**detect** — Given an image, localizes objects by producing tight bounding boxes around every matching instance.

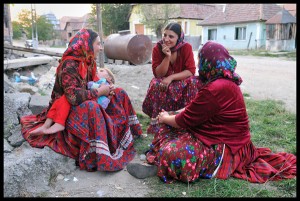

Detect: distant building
[41,12,60,30]
[60,14,95,43]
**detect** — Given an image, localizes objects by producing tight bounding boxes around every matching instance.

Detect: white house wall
[202,22,267,50]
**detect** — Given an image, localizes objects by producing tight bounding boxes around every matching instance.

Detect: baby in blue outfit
[87,67,115,109]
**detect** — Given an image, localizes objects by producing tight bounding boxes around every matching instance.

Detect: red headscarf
[57,28,97,80]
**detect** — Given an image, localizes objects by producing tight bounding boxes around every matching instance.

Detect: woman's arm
[60,60,110,105]
[153,44,171,78]
[158,109,181,128]
[161,69,193,88]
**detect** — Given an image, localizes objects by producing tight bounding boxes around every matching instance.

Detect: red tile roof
[169,4,220,20]
[198,4,282,26]
[60,14,94,30]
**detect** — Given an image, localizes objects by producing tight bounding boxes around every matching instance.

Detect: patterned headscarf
[198,41,242,85]
[57,28,97,80]
[158,23,186,52]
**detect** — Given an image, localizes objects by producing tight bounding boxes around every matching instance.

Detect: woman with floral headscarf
[20,28,143,172]
[142,22,202,135]
[127,41,296,184]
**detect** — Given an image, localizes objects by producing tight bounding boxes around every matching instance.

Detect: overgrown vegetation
[89,4,131,36]
[134,95,296,197]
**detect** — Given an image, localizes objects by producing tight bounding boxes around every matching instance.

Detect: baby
[29,67,115,136]
[87,67,115,109]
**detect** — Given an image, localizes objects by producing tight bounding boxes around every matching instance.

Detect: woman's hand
[162,44,171,58]
[108,84,115,96]
[157,109,169,124]
[159,76,173,92]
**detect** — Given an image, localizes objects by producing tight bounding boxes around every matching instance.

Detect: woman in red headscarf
[142,23,203,135]
[127,41,296,184]
[20,28,143,172]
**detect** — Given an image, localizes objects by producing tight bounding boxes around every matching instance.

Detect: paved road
[233,55,296,114]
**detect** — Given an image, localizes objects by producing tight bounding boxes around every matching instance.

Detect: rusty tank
[104,30,152,65]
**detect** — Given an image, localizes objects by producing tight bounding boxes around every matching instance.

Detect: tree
[14,8,55,41]
[12,21,23,39]
[36,16,55,41]
[89,4,131,36]
[138,4,180,39]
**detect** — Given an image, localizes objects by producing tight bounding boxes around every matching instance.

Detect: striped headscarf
[198,41,242,85]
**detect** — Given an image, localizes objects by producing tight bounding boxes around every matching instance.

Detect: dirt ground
[109,54,296,115]
[10,42,296,197]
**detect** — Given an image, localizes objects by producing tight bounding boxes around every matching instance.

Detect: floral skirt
[146,124,224,184]
[21,88,143,172]
[142,76,202,134]
[146,125,296,183]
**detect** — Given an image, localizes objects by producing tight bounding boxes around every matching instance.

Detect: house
[129,4,220,50]
[265,8,296,51]
[197,4,283,50]
[60,14,95,43]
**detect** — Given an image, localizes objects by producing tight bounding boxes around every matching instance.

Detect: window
[208,29,217,40]
[235,27,246,40]
[266,25,275,39]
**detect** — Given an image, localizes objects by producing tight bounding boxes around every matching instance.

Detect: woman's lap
[21,87,142,172]
[142,76,202,134]
[146,125,224,183]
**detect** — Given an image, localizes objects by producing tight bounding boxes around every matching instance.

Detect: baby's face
[97,69,110,80]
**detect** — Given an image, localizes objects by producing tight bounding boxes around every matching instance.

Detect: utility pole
[96,4,104,68]
[31,4,38,48]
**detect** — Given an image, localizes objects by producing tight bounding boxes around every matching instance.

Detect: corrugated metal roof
[283,4,296,16]
[266,9,296,24]
[198,4,282,26]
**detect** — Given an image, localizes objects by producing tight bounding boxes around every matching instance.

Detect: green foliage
[135,96,296,197]
[14,8,55,41]
[89,4,131,36]
[12,21,23,39]
[138,4,180,39]
[36,16,55,41]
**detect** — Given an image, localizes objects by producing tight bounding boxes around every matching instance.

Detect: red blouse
[175,78,251,154]
[151,43,196,77]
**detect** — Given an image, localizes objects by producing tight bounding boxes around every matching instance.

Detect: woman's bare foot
[44,123,65,134]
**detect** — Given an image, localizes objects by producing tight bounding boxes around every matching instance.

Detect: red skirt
[216,141,296,183]
[146,124,296,183]
[21,88,143,172]
[142,76,202,134]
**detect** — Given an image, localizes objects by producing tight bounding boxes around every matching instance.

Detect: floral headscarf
[158,23,186,52]
[198,41,242,85]
[57,28,97,80]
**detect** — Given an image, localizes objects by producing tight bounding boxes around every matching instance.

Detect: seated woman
[29,67,116,136]
[142,22,202,134]
[21,28,143,172]
[127,41,296,184]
